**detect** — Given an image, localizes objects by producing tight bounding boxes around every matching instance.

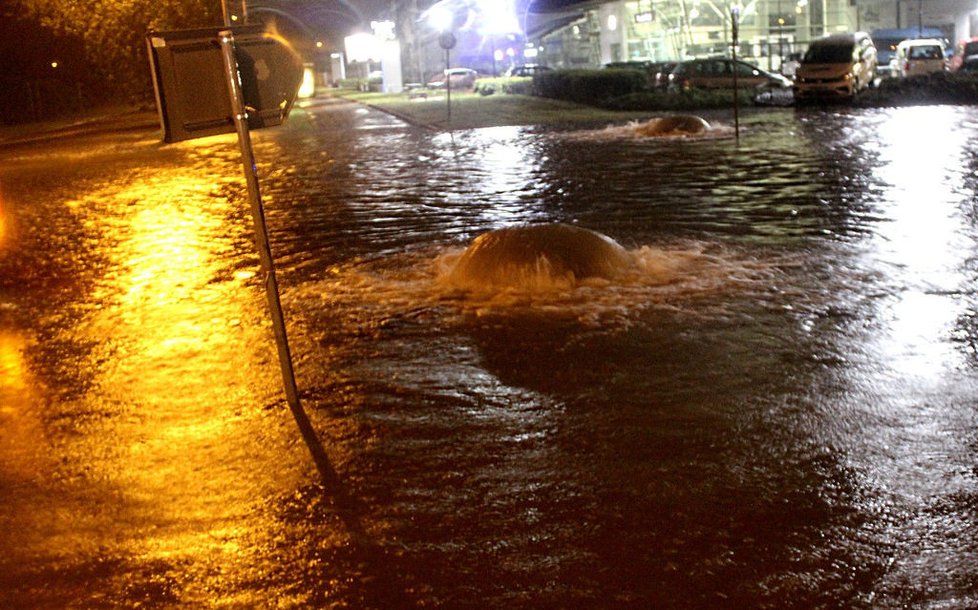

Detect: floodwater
[1,99,977,608]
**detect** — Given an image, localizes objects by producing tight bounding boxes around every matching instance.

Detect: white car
[892,38,948,77]
[426,68,478,90]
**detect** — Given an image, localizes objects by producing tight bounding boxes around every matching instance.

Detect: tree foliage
[16,0,224,100]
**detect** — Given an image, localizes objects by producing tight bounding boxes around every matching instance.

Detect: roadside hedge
[474,77,536,96]
[856,71,978,106]
[534,69,648,105]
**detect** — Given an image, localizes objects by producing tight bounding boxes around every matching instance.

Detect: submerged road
[1,98,978,608]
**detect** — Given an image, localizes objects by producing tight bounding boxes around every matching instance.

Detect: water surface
[1,100,977,608]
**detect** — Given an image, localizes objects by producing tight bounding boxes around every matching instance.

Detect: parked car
[667,58,791,92]
[604,61,677,89]
[793,32,877,101]
[960,57,978,73]
[892,38,948,77]
[871,27,950,77]
[950,38,978,71]
[651,62,678,89]
[504,64,552,78]
[427,68,479,90]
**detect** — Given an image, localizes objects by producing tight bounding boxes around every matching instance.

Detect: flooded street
[1,98,977,608]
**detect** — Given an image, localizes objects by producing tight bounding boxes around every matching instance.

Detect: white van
[794,32,877,101]
[893,38,948,77]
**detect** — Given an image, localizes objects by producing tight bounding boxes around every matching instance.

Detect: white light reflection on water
[870,106,974,378]
[833,106,978,603]
[431,126,548,227]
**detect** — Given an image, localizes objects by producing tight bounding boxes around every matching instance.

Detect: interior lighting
[608,14,618,30]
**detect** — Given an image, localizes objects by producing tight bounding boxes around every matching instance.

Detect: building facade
[530,0,978,73]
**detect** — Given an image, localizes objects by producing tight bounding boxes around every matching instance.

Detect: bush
[603,87,760,111]
[474,76,537,96]
[534,69,649,105]
[856,71,978,106]
[336,78,362,90]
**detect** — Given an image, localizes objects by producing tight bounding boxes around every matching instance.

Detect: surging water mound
[633,115,711,137]
[443,224,634,292]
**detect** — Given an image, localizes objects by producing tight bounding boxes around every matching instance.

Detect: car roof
[898,38,944,48]
[813,32,870,46]
[872,27,945,39]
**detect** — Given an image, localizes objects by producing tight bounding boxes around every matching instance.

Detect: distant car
[871,27,950,77]
[505,64,552,78]
[651,62,678,89]
[667,58,791,92]
[793,32,877,101]
[604,61,676,89]
[427,68,478,90]
[950,38,978,71]
[960,57,978,73]
[892,38,948,77]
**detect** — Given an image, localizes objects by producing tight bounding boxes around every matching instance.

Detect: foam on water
[566,117,735,143]
[288,238,776,328]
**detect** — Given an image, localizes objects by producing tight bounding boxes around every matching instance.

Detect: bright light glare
[428,6,454,31]
[298,66,315,98]
[477,0,520,35]
[345,32,381,62]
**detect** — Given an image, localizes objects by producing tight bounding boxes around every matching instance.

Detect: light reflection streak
[445,126,544,226]
[869,106,973,377]
[55,166,310,561]
[0,329,45,478]
[0,194,7,246]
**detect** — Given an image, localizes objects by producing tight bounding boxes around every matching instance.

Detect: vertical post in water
[438,32,457,124]
[218,30,303,415]
[445,46,452,122]
[730,6,741,143]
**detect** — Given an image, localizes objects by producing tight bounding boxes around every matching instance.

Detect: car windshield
[875,38,903,53]
[964,42,978,56]
[909,45,942,59]
[803,44,852,63]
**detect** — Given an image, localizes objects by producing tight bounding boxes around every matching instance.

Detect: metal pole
[731,7,740,144]
[221,0,232,26]
[221,0,247,26]
[218,30,304,418]
[445,47,452,122]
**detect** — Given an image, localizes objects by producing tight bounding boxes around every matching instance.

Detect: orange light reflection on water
[0,192,8,247]
[42,165,319,581]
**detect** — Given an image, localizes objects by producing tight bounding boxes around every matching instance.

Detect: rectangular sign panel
[147,26,303,143]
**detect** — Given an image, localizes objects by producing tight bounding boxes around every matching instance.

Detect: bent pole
[218,30,303,417]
